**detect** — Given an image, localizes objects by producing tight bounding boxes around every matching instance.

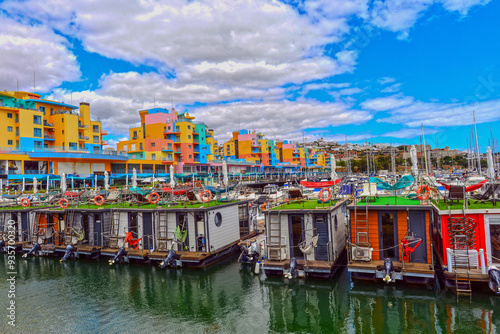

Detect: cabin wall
[187,213,196,251]
[207,205,240,251]
[439,213,484,266]
[350,208,431,263]
[331,205,347,261]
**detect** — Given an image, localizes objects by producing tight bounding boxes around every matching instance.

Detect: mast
[421,124,429,175]
[473,110,481,173]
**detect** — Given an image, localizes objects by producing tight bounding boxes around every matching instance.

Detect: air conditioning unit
[352,246,373,261]
[269,246,287,261]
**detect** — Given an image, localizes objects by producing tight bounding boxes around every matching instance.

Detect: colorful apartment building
[116,108,214,174]
[0,90,123,176]
[222,130,278,170]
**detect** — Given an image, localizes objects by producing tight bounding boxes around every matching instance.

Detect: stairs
[354,200,369,246]
[267,213,285,260]
[453,235,472,297]
[108,210,121,248]
[157,212,170,251]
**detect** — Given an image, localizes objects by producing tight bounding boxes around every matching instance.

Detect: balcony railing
[78,136,89,140]
[78,124,88,129]
[101,130,108,135]
[101,141,108,145]
[162,157,174,162]
[43,121,55,127]
[44,134,55,139]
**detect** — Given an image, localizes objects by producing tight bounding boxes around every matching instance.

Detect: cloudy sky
[1,0,499,150]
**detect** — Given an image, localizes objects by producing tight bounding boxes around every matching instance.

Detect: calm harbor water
[1,255,500,333]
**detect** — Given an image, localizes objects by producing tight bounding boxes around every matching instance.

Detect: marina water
[1,255,499,333]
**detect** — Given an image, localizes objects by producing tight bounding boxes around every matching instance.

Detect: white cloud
[381,83,402,93]
[380,127,439,138]
[378,77,397,85]
[0,15,80,92]
[441,0,491,14]
[361,94,414,111]
[192,100,373,141]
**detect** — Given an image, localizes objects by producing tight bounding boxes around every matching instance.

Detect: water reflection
[0,255,499,333]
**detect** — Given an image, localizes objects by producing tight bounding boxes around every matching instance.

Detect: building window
[69,142,78,151]
[188,135,191,139]
[7,126,13,132]
[16,127,19,136]
[189,155,192,159]
[62,130,64,135]
[168,143,172,150]
[33,115,42,124]
[8,140,12,145]
[93,125,99,132]
[151,142,156,148]
[62,118,64,123]
[188,145,191,149]
[139,143,143,150]
[93,146,100,153]
[50,108,53,114]
[34,141,42,149]
[93,136,99,144]
[133,131,137,139]
[188,125,191,129]
[152,154,156,160]
[34,128,42,137]
[39,106,45,112]
[15,114,18,123]
[7,113,12,118]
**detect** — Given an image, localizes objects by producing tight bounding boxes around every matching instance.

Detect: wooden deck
[443,268,489,282]
[262,259,335,271]
[348,260,434,274]
[100,247,150,258]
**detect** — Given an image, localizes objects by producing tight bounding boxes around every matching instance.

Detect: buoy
[254,261,260,274]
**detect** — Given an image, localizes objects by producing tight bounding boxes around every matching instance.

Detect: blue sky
[0,0,498,151]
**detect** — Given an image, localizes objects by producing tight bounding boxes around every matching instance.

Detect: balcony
[173,150,182,154]
[161,147,174,152]
[44,134,55,141]
[161,157,174,162]
[101,130,108,135]
[43,121,55,127]
[78,124,88,129]
[101,141,108,146]
[78,136,89,141]
[163,129,181,135]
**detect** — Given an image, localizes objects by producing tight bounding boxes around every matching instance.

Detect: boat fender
[383,258,394,283]
[0,239,5,252]
[160,249,178,269]
[23,243,41,258]
[60,244,76,262]
[290,257,298,278]
[109,247,127,265]
[254,261,260,274]
[488,266,500,294]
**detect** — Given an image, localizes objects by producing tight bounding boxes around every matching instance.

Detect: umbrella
[410,145,418,176]
[22,177,25,192]
[169,165,175,188]
[94,175,98,191]
[222,160,228,187]
[104,171,109,191]
[71,176,74,189]
[61,173,67,193]
[0,179,2,196]
[330,155,338,180]
[132,168,137,189]
[33,177,38,194]
[487,146,495,180]
[46,175,50,193]
[126,174,129,189]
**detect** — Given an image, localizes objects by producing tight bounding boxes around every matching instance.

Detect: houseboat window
[129,213,138,236]
[490,223,500,264]
[214,212,222,227]
[334,215,338,231]
[381,213,396,259]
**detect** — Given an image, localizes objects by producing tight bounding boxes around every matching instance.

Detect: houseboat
[431,183,500,295]
[0,209,33,252]
[261,196,349,279]
[347,183,435,285]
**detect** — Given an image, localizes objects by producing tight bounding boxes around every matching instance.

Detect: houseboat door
[21,212,29,242]
[142,213,153,251]
[82,214,90,245]
[408,211,427,263]
[93,214,102,247]
[176,213,189,251]
[314,214,328,261]
[289,215,304,259]
[378,211,399,261]
[485,216,500,266]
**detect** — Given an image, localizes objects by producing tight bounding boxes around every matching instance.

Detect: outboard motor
[383,258,394,283]
[488,266,500,294]
[22,243,41,258]
[60,244,76,262]
[160,249,178,268]
[109,247,127,265]
[0,239,5,253]
[238,242,261,265]
[288,257,298,279]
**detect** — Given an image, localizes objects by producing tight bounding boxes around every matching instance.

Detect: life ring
[195,181,202,187]
[200,190,212,203]
[318,188,332,202]
[416,184,430,200]
[59,198,69,209]
[21,197,30,207]
[148,192,160,204]
[94,195,105,206]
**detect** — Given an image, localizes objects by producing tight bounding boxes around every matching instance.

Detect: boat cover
[437,179,488,192]
[369,175,414,190]
[300,179,341,188]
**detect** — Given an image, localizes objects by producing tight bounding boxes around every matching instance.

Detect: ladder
[32,211,42,244]
[157,212,169,251]
[64,210,76,244]
[353,195,369,246]
[453,234,472,297]
[108,210,121,248]
[267,212,284,260]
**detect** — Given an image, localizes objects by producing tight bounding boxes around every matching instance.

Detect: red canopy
[300,179,341,188]
[125,232,141,249]
[437,179,488,192]
[162,187,191,195]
